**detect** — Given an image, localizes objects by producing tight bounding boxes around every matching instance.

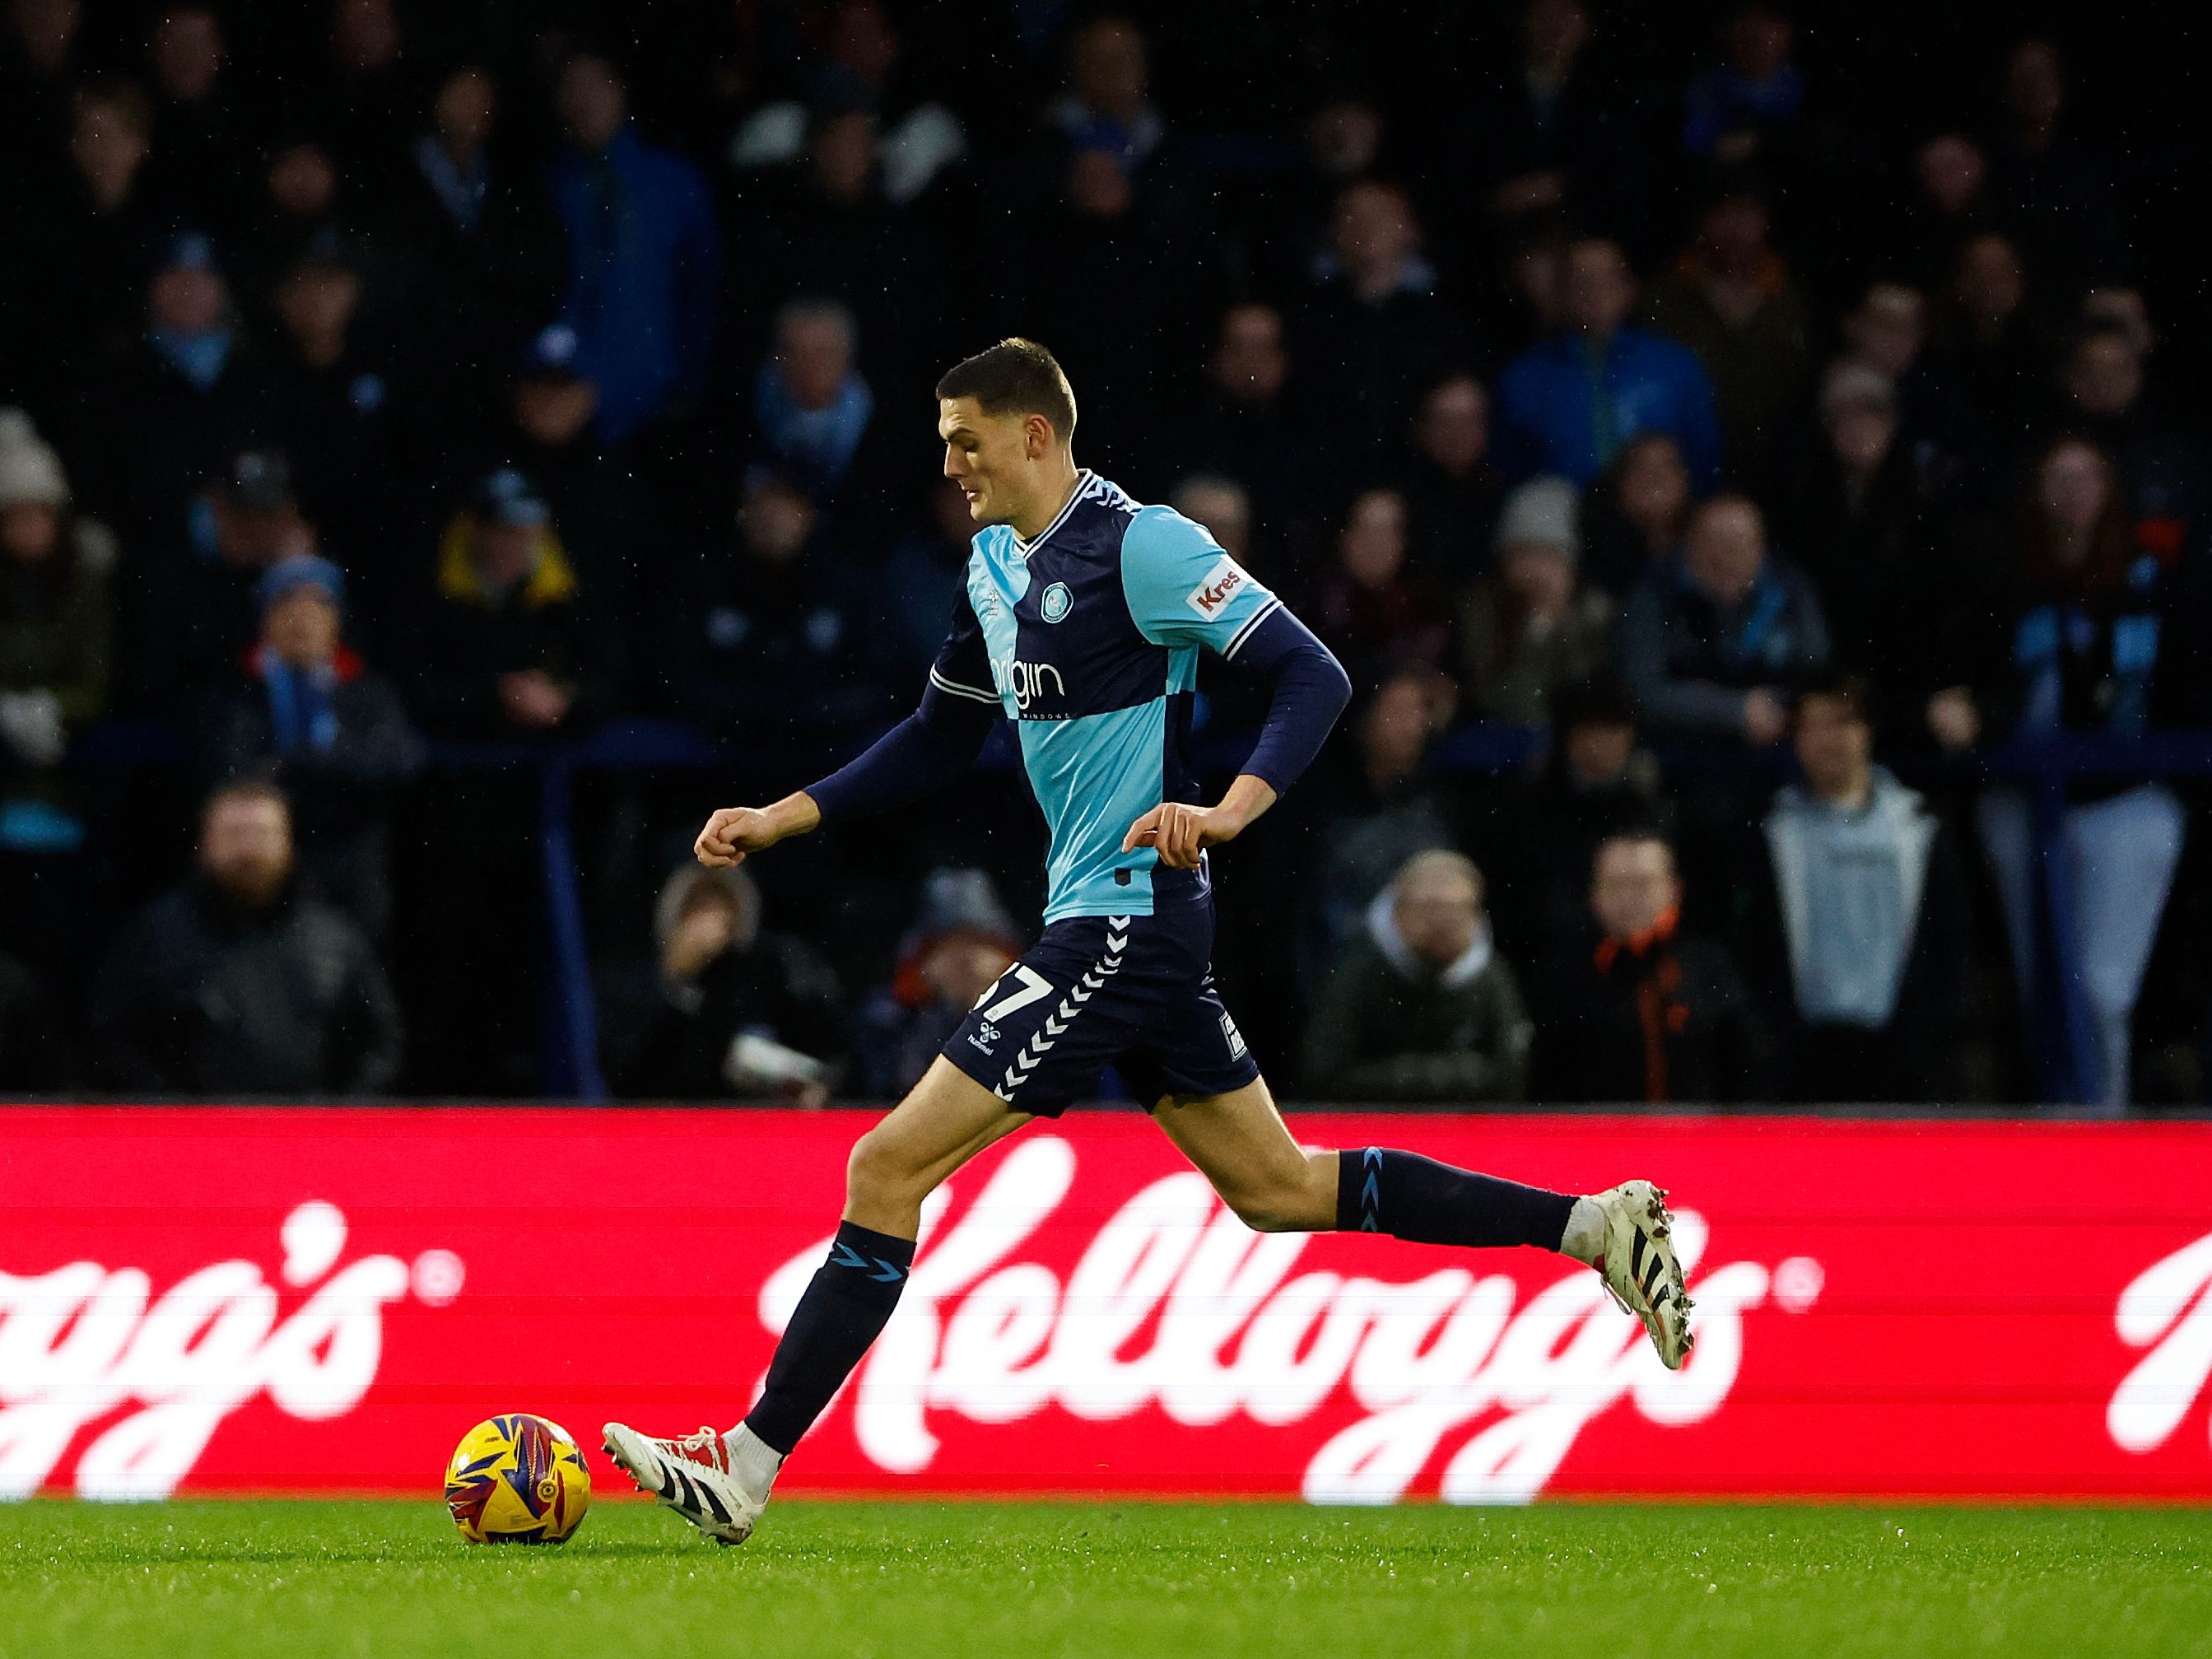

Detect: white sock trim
[1559,1195,1606,1265]
[723,1424,785,1503]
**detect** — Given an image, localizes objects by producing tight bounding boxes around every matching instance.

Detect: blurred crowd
[1,0,2207,1109]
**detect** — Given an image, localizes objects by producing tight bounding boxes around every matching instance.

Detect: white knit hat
[1494,475,1580,559]
[0,409,68,508]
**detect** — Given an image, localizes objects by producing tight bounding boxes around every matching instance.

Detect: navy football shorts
[941,890,1261,1115]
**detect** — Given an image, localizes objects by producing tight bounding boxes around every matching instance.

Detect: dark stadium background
[2,0,2208,1107]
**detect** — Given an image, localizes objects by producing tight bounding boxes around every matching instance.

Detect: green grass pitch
[2,1498,2209,1659]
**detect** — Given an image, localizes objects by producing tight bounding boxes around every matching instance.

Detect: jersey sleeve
[926,579,999,707]
[1119,504,1282,658]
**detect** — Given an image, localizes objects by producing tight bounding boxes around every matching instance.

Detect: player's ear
[1024,412,1052,459]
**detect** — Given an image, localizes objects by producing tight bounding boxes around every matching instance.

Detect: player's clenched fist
[694,793,823,869]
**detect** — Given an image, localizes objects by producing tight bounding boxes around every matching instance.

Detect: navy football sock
[1335,1148,1576,1252]
[743,1221,915,1454]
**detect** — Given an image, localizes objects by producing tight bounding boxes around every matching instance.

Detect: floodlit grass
[1,1498,2208,1659]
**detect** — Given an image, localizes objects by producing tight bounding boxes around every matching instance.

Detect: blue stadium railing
[59,718,2211,1106]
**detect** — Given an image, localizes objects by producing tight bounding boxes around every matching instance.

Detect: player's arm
[1116,506,1353,870]
[696,601,1000,869]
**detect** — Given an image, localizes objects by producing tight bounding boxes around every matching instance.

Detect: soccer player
[603,340,1692,1543]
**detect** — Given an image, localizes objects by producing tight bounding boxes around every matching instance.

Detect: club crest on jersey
[1040,581,1073,623]
[1185,554,1251,620]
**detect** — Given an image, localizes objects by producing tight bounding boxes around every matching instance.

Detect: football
[444,1414,592,1545]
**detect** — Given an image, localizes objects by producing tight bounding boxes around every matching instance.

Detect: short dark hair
[202,776,290,824]
[1793,671,1873,725]
[936,338,1078,441]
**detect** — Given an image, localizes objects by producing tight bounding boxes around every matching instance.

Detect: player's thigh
[1148,1075,1335,1231]
[848,1055,1030,1202]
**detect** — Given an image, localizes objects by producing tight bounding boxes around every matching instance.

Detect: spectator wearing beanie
[1458,475,1613,725]
[0,410,114,807]
[199,553,422,939]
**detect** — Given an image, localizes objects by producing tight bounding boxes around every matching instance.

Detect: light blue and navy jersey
[928,471,1281,923]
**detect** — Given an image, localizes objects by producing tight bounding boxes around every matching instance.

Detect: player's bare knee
[845,1128,922,1213]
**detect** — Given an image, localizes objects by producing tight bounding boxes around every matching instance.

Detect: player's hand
[695,793,824,868]
[1120,800,1241,870]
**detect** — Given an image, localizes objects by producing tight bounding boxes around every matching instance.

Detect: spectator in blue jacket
[1495,237,1723,489]
[545,52,721,450]
[1616,492,1831,748]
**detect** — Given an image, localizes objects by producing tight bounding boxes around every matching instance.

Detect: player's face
[938,396,1038,526]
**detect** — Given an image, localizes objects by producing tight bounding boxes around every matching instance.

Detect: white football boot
[601,1422,774,1546]
[1589,1180,1695,1369]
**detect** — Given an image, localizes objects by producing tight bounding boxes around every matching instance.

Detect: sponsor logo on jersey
[1040,582,1073,624]
[991,655,1066,712]
[1185,554,1251,621]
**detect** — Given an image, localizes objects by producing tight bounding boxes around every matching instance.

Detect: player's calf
[1333,1148,1694,1369]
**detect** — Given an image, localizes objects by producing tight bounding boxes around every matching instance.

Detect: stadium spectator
[1742,678,1977,1102]
[265,252,398,579]
[381,63,564,433]
[1159,303,1317,533]
[239,137,357,305]
[1304,487,1448,693]
[1488,675,1674,953]
[88,778,403,1093]
[1494,237,1722,488]
[1989,38,2121,301]
[1532,830,1771,1104]
[9,78,170,403]
[1680,2,1804,166]
[129,449,313,711]
[851,868,1021,1101]
[2057,320,2201,555]
[877,478,980,680]
[75,231,270,550]
[675,472,892,740]
[751,297,878,508]
[1643,192,1814,483]
[1305,848,1532,1105]
[1901,133,1999,288]
[1941,231,2047,450]
[1447,0,1644,243]
[1299,179,1464,459]
[1457,476,1611,725]
[140,5,249,231]
[600,860,845,1101]
[1778,363,1984,750]
[413,468,610,739]
[1837,278,1977,502]
[1396,370,1502,581]
[1974,436,2190,1109]
[545,51,721,449]
[1170,475,1254,567]
[0,410,110,794]
[1300,668,1464,986]
[1578,432,1692,596]
[199,554,422,939]
[1616,492,1830,748]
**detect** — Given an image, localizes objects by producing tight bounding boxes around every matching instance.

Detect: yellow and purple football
[445,1414,592,1544]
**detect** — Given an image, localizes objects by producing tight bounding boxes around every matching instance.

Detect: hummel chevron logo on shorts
[994,917,1129,1102]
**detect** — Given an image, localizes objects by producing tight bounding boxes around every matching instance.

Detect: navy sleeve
[1222,604,1353,795]
[804,590,1001,821]
[803,678,999,821]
